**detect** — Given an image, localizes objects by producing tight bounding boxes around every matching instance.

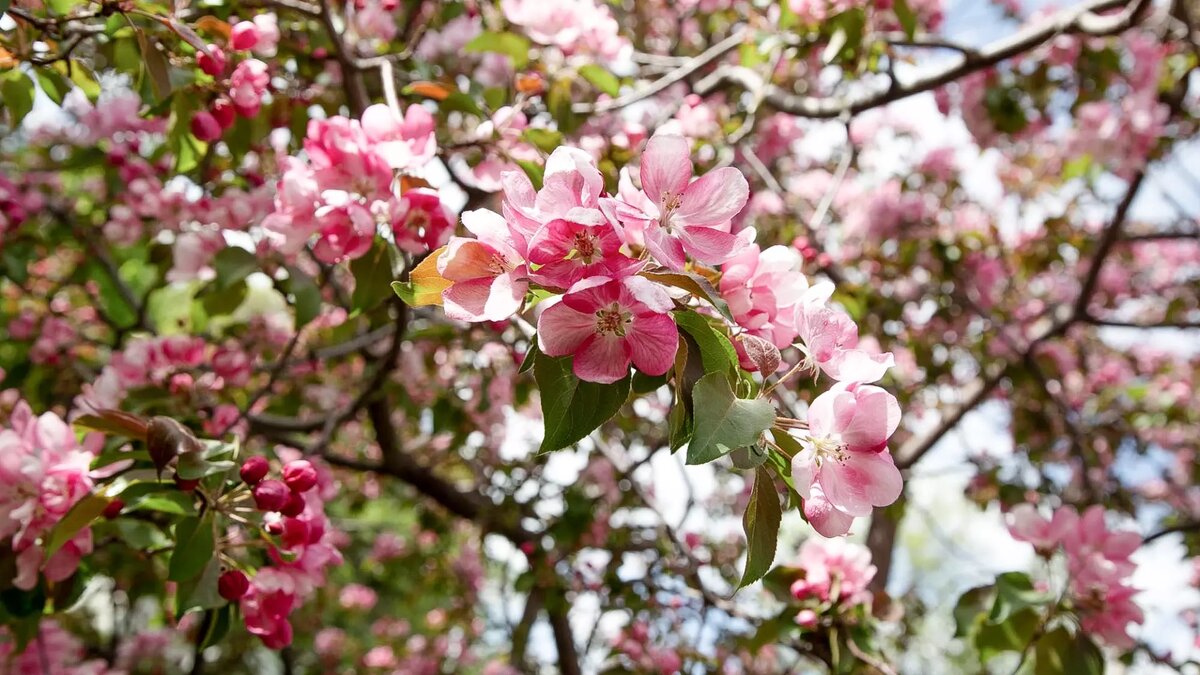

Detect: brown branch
[1144,521,1200,543]
[697,0,1153,118]
[547,600,582,675]
[1082,317,1200,329]
[1072,170,1148,321]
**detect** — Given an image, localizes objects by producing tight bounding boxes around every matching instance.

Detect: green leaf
[730,444,769,470]
[113,519,167,550]
[975,608,1039,662]
[535,354,630,453]
[168,515,214,582]
[175,452,235,480]
[1034,628,1104,675]
[464,31,531,69]
[282,267,322,328]
[643,271,734,323]
[894,0,917,39]
[686,372,775,465]
[516,159,545,190]
[953,584,995,637]
[989,572,1052,624]
[673,310,738,377]
[518,341,541,375]
[178,558,225,612]
[350,238,392,313]
[0,70,35,128]
[1062,154,1093,181]
[43,494,110,558]
[128,491,195,516]
[35,69,69,105]
[522,128,564,154]
[212,247,259,288]
[547,77,582,134]
[738,466,781,587]
[578,64,620,97]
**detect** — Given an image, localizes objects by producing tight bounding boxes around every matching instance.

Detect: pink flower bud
[103,499,125,519]
[240,456,269,485]
[253,479,290,512]
[230,21,261,51]
[795,609,818,629]
[197,44,227,76]
[218,569,250,600]
[282,459,318,493]
[190,111,223,142]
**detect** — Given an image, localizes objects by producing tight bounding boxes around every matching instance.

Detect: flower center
[595,302,632,337]
[487,253,514,276]
[572,231,599,264]
[658,191,682,231]
[803,434,849,465]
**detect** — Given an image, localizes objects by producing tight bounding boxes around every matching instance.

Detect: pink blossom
[719,244,814,351]
[500,0,630,62]
[1006,503,1078,555]
[527,210,640,288]
[0,401,97,590]
[311,201,377,264]
[360,103,437,171]
[391,188,454,254]
[241,568,299,649]
[251,14,280,56]
[608,135,751,270]
[438,209,529,322]
[793,537,877,607]
[537,276,678,384]
[792,382,902,531]
[1078,583,1143,650]
[228,59,270,117]
[339,583,379,611]
[795,301,894,383]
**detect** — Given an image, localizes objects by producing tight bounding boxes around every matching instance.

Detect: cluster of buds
[241,456,319,518]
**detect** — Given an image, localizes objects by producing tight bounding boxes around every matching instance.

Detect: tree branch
[697,0,1153,118]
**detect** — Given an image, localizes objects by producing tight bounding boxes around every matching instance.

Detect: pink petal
[627,313,678,376]
[442,278,494,322]
[483,272,527,321]
[791,446,817,499]
[360,103,399,140]
[840,386,899,452]
[460,209,514,251]
[804,486,855,537]
[826,349,895,384]
[538,302,597,356]
[574,334,631,384]
[677,167,749,226]
[562,277,620,314]
[644,226,687,271]
[678,225,749,266]
[640,135,691,205]
[622,276,674,314]
[819,450,902,517]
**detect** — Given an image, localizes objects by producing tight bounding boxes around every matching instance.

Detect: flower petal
[627,313,678,376]
[678,225,750,265]
[574,334,630,384]
[538,302,597,356]
[640,135,692,205]
[819,450,902,517]
[677,167,749,226]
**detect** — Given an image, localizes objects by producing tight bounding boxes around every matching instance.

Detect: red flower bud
[240,456,270,486]
[218,569,250,601]
[102,499,125,519]
[282,460,318,493]
[253,479,290,512]
[279,490,306,517]
[190,111,223,142]
[197,44,227,77]
[174,474,200,492]
[211,99,236,130]
[265,520,284,535]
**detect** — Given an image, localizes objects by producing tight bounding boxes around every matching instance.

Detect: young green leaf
[535,354,630,453]
[168,515,215,582]
[686,372,775,465]
[464,32,531,69]
[43,494,110,559]
[578,64,621,97]
[738,466,781,587]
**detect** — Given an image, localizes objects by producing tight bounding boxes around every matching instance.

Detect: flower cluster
[80,335,251,411]
[789,537,877,627]
[231,454,344,648]
[0,402,100,590]
[262,105,446,263]
[437,136,753,381]
[1007,504,1144,648]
